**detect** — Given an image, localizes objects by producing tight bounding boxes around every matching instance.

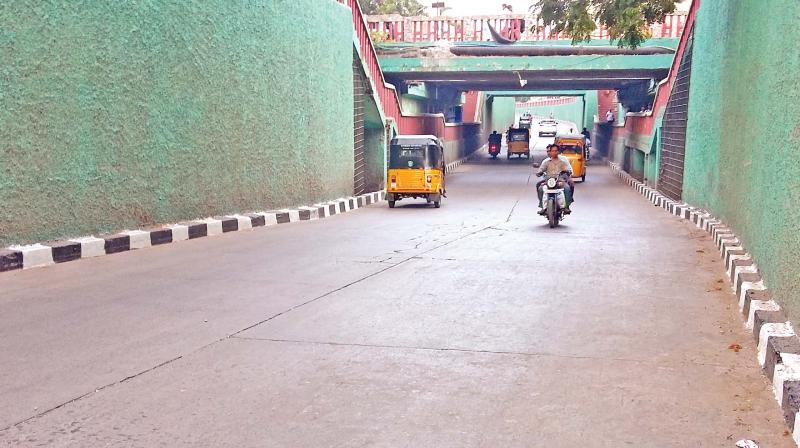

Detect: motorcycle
[538,171,571,228]
[488,142,500,159]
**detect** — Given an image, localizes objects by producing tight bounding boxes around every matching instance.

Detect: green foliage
[358,0,426,16]
[531,0,678,48]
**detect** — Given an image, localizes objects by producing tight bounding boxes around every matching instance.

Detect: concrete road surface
[0,152,792,447]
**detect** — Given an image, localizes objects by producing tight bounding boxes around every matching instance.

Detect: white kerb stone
[228,214,252,231]
[773,353,800,406]
[299,206,319,220]
[167,224,189,242]
[758,322,795,366]
[10,244,54,269]
[739,280,767,311]
[200,218,223,236]
[123,230,151,249]
[746,300,780,329]
[69,236,106,258]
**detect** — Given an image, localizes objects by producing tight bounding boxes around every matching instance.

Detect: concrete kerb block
[122,230,152,250]
[46,240,81,263]
[226,214,253,231]
[0,248,23,272]
[724,246,745,268]
[253,212,279,226]
[770,352,800,418]
[69,236,106,258]
[748,300,782,329]
[147,227,173,245]
[732,261,758,289]
[712,225,730,241]
[745,290,774,324]
[736,272,762,301]
[167,224,190,242]
[348,197,358,211]
[729,256,755,284]
[714,229,734,248]
[298,206,319,221]
[769,338,800,382]
[9,243,55,269]
[198,218,223,236]
[719,237,741,256]
[759,322,797,366]
[740,279,768,309]
[312,204,330,219]
[276,209,301,223]
[705,219,721,234]
[218,216,239,232]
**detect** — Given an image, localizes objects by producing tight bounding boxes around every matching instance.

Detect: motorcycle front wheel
[546,198,557,228]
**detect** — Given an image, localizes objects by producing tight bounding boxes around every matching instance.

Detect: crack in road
[4,169,535,432]
[505,172,533,223]
[2,221,500,432]
[229,336,731,369]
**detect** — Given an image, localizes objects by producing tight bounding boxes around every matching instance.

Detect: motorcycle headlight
[546,178,557,188]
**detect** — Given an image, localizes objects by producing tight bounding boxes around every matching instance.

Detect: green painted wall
[487,96,516,131]
[0,0,355,246]
[488,91,597,133]
[516,99,585,130]
[683,0,800,319]
[583,91,598,128]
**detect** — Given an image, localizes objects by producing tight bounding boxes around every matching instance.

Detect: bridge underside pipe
[449,46,674,57]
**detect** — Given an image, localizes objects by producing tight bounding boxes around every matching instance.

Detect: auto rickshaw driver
[386,135,446,209]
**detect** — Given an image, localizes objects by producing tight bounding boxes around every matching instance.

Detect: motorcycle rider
[536,144,573,215]
[489,130,502,146]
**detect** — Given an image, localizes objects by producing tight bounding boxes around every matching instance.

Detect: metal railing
[366,13,687,43]
[337,0,472,136]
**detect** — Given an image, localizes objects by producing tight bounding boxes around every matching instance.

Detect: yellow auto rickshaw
[554,134,587,182]
[506,127,530,159]
[387,135,445,208]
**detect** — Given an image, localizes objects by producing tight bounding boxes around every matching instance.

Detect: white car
[538,120,558,137]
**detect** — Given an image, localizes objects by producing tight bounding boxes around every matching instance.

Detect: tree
[358,0,426,16]
[530,0,679,48]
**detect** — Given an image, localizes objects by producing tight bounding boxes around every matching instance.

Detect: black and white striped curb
[0,191,386,274]
[609,162,800,445]
[445,150,479,174]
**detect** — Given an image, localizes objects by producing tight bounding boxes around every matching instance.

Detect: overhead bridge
[377,40,677,92]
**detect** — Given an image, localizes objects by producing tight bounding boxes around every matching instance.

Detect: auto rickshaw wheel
[434,200,441,208]
[388,200,395,208]
[581,174,586,182]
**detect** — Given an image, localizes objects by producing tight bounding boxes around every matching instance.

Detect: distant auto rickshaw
[387,135,446,208]
[554,134,587,182]
[506,128,530,159]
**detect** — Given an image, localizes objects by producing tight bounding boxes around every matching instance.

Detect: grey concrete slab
[1,338,792,447]
[0,160,791,446]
